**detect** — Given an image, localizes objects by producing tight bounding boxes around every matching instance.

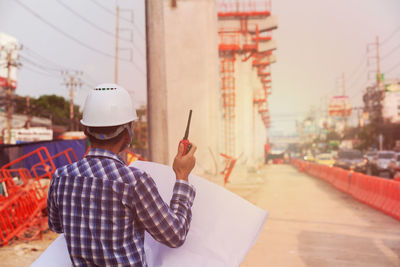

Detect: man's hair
[85,125,126,146]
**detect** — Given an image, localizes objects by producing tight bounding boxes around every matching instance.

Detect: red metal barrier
[220,153,237,185]
[0,184,47,245]
[1,147,55,181]
[0,146,79,245]
[31,147,77,178]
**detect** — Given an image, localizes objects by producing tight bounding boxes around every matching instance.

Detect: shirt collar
[86,148,126,165]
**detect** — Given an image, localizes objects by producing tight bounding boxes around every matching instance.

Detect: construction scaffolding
[217,0,276,160]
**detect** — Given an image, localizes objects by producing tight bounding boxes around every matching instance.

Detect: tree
[14,94,81,130]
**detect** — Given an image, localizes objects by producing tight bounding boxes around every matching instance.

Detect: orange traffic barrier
[391,182,400,220]
[381,181,397,218]
[331,167,350,193]
[292,160,400,222]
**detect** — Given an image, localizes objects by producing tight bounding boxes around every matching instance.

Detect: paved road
[226,164,400,267]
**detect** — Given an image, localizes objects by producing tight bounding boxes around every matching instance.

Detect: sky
[1,0,400,135]
[269,0,400,134]
[0,0,147,108]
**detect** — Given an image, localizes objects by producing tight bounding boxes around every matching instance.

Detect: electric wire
[21,64,61,78]
[381,26,400,46]
[22,45,75,71]
[381,43,400,60]
[14,0,141,67]
[19,55,63,73]
[385,61,400,75]
[55,0,132,43]
[88,0,146,41]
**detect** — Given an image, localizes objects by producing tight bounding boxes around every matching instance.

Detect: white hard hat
[80,83,138,127]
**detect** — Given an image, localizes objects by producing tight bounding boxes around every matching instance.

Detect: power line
[385,61,400,74]
[88,0,146,41]
[14,0,135,63]
[55,0,132,43]
[347,52,367,83]
[21,64,61,78]
[382,42,400,60]
[19,54,63,73]
[381,26,400,45]
[22,45,75,71]
[347,65,368,94]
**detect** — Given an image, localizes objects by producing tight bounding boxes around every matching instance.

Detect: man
[47,83,197,266]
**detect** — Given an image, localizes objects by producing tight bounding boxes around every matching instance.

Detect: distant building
[382,80,400,123]
[363,80,400,124]
[0,111,52,144]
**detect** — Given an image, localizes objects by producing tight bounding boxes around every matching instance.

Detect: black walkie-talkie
[179,110,193,155]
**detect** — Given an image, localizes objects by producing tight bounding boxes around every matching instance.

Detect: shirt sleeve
[132,172,196,248]
[47,175,63,234]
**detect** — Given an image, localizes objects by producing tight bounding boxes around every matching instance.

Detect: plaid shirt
[47,148,196,267]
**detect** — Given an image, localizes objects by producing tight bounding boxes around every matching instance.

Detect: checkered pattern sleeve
[47,172,63,234]
[133,172,196,248]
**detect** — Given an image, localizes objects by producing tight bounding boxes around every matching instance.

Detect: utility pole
[115,5,120,84]
[114,5,134,84]
[26,96,31,128]
[4,46,20,144]
[62,71,82,131]
[341,72,348,137]
[376,36,382,92]
[69,75,75,131]
[6,51,12,144]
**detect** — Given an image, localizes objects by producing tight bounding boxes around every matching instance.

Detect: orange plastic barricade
[372,178,387,210]
[381,180,397,217]
[391,182,400,220]
[318,165,330,181]
[292,160,400,222]
[333,168,350,193]
[356,174,367,204]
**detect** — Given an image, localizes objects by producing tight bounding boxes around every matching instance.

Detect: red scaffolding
[218,0,274,159]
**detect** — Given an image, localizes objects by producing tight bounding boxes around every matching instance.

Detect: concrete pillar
[146,0,169,164]
[163,0,220,174]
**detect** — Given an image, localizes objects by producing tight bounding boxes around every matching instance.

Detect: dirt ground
[1,164,399,266]
[0,230,59,267]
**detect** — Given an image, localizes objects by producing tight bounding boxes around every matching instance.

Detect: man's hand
[173,143,197,181]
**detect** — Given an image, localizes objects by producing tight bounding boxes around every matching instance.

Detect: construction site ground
[1,164,399,266]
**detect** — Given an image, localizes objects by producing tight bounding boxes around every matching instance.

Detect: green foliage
[14,94,82,129]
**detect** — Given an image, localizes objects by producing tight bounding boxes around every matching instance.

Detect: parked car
[333,149,367,173]
[370,150,396,177]
[303,153,315,162]
[315,153,335,166]
[364,150,377,165]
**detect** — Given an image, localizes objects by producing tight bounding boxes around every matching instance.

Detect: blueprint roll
[31,161,268,267]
